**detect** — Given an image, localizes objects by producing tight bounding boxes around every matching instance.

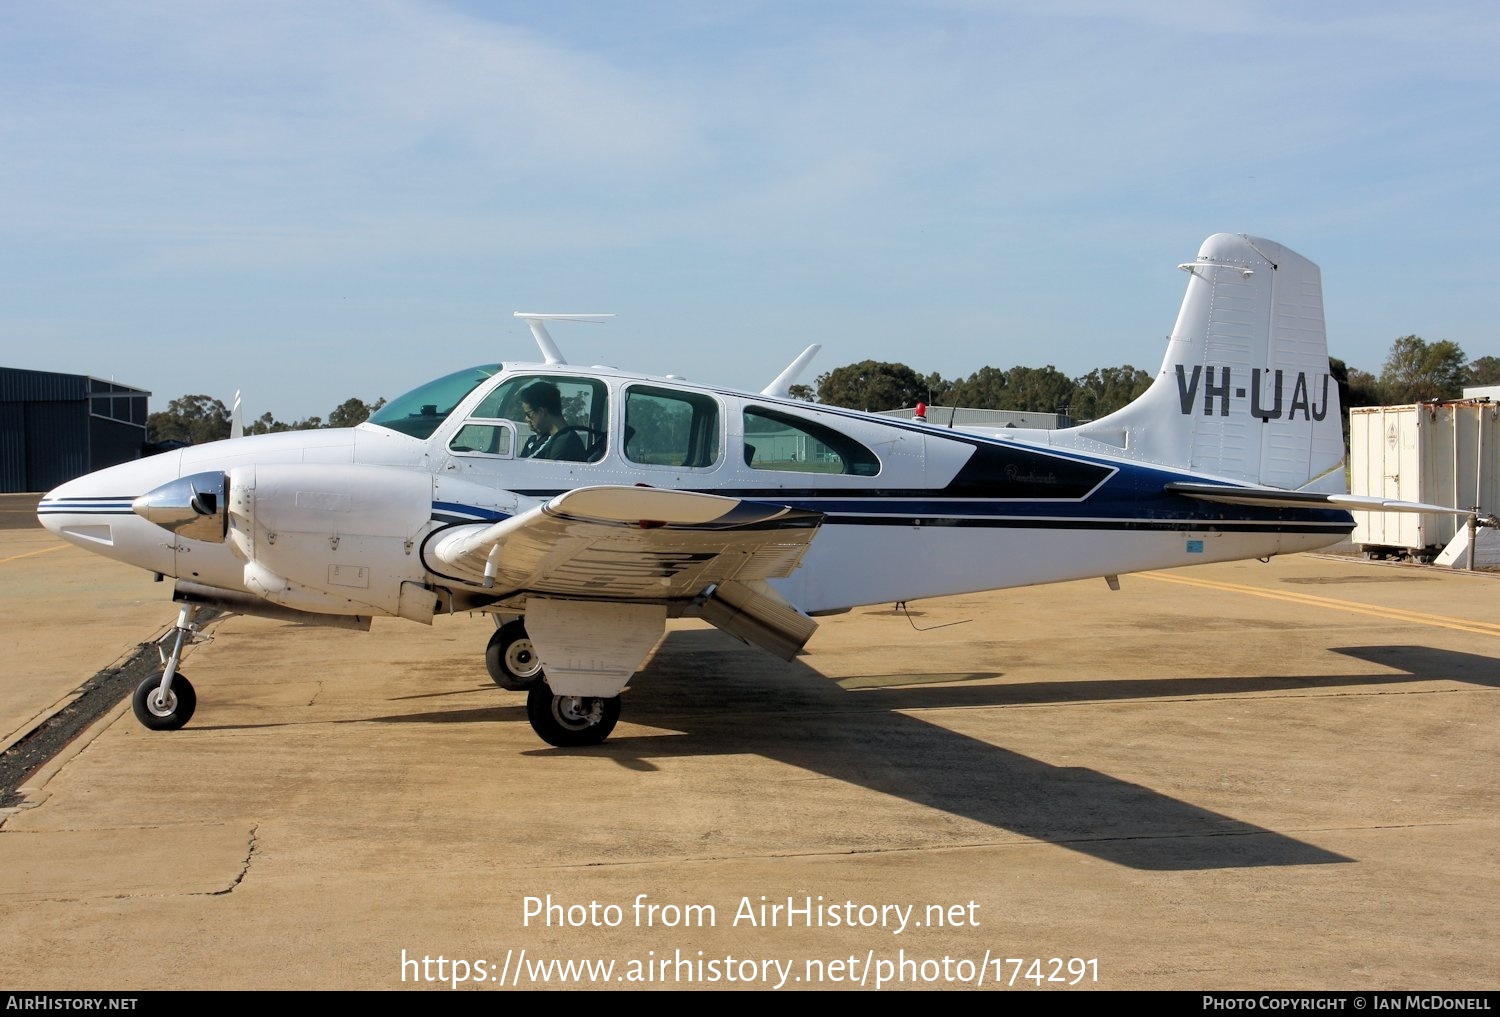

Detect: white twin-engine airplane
[38,234,1459,747]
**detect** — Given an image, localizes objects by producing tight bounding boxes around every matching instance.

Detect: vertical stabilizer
[1059,234,1345,491]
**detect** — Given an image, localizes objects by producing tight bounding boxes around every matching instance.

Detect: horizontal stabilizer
[1167,482,1476,516]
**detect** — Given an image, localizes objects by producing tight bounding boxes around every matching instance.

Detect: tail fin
[1056,234,1346,492]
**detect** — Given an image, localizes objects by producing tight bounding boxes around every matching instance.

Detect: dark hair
[520,380,563,416]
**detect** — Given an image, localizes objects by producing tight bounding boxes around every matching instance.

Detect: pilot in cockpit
[519,380,587,462]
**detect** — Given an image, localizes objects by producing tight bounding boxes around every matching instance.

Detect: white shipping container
[1349,401,1500,559]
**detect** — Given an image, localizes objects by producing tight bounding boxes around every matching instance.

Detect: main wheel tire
[486,621,544,690]
[525,684,620,747]
[132,673,197,731]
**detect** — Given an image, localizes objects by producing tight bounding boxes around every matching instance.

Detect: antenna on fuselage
[761,344,821,398]
[513,312,615,365]
[229,390,243,440]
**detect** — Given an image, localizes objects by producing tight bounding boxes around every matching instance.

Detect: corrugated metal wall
[0,369,89,402]
[26,402,89,492]
[0,403,25,491]
[1,368,150,493]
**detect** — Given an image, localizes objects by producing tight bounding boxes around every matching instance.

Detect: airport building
[0,367,151,494]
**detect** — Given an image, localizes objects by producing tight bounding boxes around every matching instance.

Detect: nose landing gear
[131,603,203,730]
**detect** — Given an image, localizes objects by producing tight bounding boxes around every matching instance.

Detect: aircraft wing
[1166,482,1476,516]
[428,485,825,599]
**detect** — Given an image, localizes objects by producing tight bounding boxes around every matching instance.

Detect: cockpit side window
[455,375,609,463]
[367,364,502,440]
[623,386,721,468]
[743,406,880,476]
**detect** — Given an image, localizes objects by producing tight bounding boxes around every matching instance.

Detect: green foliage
[152,394,387,444]
[147,395,230,445]
[813,361,934,411]
[997,365,1074,414]
[327,396,386,429]
[813,361,1145,420]
[1379,335,1467,402]
[1466,356,1500,387]
[946,366,1009,409]
[1346,370,1381,405]
[1071,365,1152,420]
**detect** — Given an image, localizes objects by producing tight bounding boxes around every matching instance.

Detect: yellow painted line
[0,543,70,565]
[1138,572,1500,638]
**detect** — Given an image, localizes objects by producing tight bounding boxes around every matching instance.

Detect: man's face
[522,402,547,434]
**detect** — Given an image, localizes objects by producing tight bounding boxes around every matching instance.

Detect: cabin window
[461,375,609,463]
[623,386,721,468]
[368,364,502,440]
[448,422,516,457]
[742,406,880,476]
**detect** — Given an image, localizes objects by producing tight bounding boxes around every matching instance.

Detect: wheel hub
[506,641,542,679]
[554,696,601,729]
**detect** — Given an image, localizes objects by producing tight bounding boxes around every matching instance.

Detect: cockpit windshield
[366,364,502,439]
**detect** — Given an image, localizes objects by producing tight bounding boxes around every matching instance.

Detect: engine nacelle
[227,463,438,620]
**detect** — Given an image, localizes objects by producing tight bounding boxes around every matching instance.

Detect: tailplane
[1047,234,1346,492]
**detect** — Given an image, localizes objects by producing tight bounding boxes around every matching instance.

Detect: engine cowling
[227,463,438,620]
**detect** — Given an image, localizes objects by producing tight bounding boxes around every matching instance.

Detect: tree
[1466,356,1500,387]
[245,411,293,435]
[147,395,230,445]
[1069,365,1151,420]
[327,397,381,429]
[1379,335,1466,402]
[1329,357,1380,411]
[786,383,815,402]
[814,361,933,411]
[947,366,1008,409]
[998,365,1074,414]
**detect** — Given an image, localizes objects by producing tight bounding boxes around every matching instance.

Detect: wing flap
[429,485,824,598]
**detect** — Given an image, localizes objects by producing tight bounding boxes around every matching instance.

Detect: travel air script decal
[1175,365,1330,421]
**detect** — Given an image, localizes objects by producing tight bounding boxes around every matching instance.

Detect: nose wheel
[132,673,197,730]
[132,602,203,731]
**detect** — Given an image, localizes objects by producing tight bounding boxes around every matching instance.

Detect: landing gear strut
[132,603,201,730]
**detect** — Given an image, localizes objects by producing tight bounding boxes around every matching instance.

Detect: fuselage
[39,359,1354,621]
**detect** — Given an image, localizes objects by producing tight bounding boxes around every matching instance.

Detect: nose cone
[38,473,137,543]
[37,452,185,552]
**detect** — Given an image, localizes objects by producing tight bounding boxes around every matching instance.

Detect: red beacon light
[913,402,928,422]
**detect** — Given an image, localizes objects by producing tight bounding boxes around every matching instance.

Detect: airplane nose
[35,451,187,551]
[36,474,132,540]
[37,484,64,535]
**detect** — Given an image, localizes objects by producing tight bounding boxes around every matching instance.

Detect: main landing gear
[132,603,202,730]
[525,684,621,748]
[487,618,621,747]
[485,619,543,690]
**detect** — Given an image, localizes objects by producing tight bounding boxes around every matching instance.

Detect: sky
[2,0,1497,421]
